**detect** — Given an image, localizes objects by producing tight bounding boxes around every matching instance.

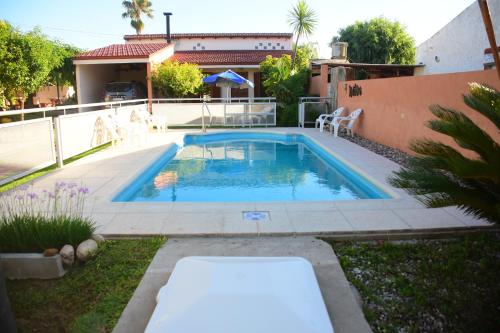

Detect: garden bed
[6,238,165,333]
[339,132,411,167]
[327,234,500,333]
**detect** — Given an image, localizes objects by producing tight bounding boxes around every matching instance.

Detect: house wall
[127,37,293,51]
[415,1,500,75]
[76,64,115,104]
[309,75,322,96]
[337,69,500,155]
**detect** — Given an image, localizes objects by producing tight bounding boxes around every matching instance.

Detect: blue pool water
[113,132,390,202]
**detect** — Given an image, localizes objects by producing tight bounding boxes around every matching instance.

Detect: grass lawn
[329,233,500,333]
[6,238,165,333]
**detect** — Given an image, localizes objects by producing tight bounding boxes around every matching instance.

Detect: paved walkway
[29,128,490,236]
[112,237,372,333]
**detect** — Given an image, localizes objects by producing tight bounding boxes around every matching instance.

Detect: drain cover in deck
[242,211,270,222]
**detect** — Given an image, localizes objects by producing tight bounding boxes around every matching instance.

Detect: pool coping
[28,128,491,236]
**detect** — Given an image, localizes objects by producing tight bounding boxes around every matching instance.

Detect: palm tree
[287,0,317,68]
[389,83,500,224]
[122,0,154,35]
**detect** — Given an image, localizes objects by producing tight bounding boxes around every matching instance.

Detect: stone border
[0,253,66,279]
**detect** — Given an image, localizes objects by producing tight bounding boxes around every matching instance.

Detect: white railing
[0,99,148,122]
[298,97,334,127]
[151,97,276,127]
[0,118,56,185]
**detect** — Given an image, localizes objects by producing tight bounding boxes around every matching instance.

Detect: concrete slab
[112,237,372,333]
[1,253,66,279]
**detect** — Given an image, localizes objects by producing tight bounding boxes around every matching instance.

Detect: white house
[73,31,293,104]
[415,1,500,75]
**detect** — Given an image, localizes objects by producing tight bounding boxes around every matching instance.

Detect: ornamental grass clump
[0,182,95,253]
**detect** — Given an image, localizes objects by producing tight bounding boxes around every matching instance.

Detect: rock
[92,234,105,244]
[59,244,75,266]
[43,248,59,257]
[76,239,98,262]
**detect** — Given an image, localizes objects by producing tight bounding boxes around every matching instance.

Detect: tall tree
[48,43,81,102]
[288,1,317,68]
[332,17,415,64]
[0,21,56,110]
[389,83,500,224]
[121,0,154,35]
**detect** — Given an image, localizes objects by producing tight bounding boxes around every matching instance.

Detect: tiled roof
[124,33,293,40]
[170,50,293,65]
[74,43,170,60]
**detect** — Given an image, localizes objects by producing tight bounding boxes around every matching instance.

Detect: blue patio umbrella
[203,70,254,89]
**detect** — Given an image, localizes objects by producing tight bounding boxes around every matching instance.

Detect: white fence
[152,98,276,127]
[298,97,334,127]
[0,118,56,185]
[0,98,277,185]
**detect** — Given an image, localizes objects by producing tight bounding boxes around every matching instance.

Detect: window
[193,46,196,50]
[202,46,205,50]
[268,42,271,46]
[277,42,280,46]
[264,46,267,50]
[197,43,201,46]
[255,46,258,49]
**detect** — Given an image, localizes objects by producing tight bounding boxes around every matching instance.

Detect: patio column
[248,71,255,102]
[146,62,153,113]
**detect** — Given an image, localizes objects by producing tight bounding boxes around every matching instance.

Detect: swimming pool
[113,132,391,202]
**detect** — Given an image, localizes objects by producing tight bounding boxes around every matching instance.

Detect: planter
[0,253,66,280]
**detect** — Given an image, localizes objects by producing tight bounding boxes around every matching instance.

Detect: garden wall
[337,69,500,155]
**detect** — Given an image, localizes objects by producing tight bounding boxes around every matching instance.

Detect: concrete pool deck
[29,127,491,236]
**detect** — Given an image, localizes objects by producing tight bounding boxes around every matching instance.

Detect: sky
[0,0,476,58]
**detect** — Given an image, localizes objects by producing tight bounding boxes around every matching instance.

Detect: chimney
[163,12,172,43]
[331,42,348,61]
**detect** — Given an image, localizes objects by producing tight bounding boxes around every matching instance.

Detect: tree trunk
[0,267,16,333]
[291,33,301,69]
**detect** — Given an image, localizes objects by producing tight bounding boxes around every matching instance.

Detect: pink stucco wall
[337,69,500,155]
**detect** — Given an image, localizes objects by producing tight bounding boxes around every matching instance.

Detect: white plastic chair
[331,108,363,137]
[315,107,345,132]
[134,108,168,133]
[98,115,121,145]
[110,113,148,146]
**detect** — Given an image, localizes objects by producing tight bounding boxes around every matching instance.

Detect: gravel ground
[339,131,412,168]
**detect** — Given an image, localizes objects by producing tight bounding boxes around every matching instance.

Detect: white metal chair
[331,108,363,137]
[315,107,345,132]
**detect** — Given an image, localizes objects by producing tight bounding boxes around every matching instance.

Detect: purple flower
[78,186,89,194]
[70,190,77,198]
[19,185,29,191]
[15,194,24,200]
[55,181,67,189]
[27,192,38,199]
[48,192,55,199]
[68,182,78,189]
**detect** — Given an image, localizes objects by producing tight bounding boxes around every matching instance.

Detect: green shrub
[152,60,204,98]
[277,104,298,127]
[0,182,95,252]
